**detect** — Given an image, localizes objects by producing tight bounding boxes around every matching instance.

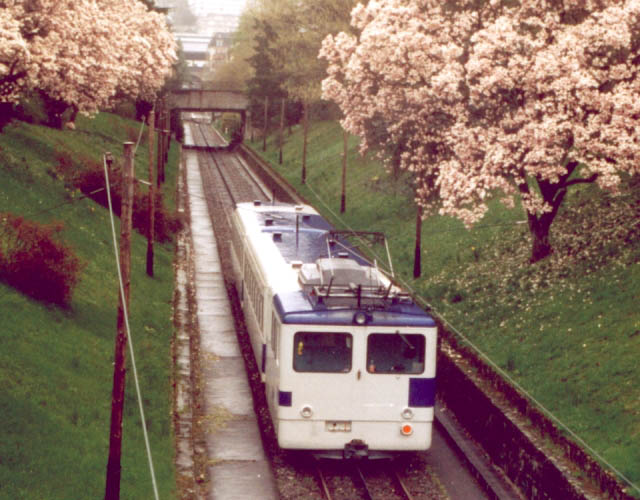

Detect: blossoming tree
[321,0,640,262]
[0,0,176,127]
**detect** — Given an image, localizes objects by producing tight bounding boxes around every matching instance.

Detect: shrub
[0,213,85,307]
[132,190,182,244]
[52,148,180,242]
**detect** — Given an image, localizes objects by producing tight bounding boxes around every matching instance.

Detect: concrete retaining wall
[437,330,633,500]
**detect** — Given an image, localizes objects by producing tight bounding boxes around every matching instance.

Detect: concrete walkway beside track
[184,148,278,500]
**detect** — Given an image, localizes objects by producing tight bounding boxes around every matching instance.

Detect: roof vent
[291,260,303,269]
[337,252,349,259]
[273,232,283,242]
[302,214,311,222]
[265,218,274,226]
[253,200,262,206]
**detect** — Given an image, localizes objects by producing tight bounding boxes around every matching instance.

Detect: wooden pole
[156,99,165,189]
[279,97,285,164]
[105,141,135,500]
[341,129,348,213]
[146,110,155,277]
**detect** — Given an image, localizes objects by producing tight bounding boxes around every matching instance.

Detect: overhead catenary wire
[103,154,160,500]
[301,176,640,496]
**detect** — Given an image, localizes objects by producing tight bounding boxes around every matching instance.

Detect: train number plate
[325,421,352,432]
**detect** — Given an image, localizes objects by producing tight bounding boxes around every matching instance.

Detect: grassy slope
[0,114,178,499]
[250,121,640,493]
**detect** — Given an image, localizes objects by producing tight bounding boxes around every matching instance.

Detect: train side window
[367,333,425,374]
[293,332,352,373]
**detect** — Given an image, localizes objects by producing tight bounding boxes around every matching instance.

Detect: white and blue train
[229,201,437,458]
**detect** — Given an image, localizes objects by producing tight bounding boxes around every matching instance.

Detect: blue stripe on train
[409,378,436,407]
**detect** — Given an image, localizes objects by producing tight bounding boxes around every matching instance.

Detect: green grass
[0,114,180,499]
[251,121,640,495]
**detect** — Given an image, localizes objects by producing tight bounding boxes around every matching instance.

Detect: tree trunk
[519,163,598,263]
[528,214,554,263]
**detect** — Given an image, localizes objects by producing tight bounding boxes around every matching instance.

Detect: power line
[20,187,107,219]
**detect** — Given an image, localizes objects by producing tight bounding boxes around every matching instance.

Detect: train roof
[236,202,359,264]
[234,201,435,327]
[273,290,436,327]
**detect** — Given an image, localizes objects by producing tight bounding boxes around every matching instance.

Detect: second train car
[229,201,437,458]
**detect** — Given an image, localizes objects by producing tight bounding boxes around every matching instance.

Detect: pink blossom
[321,0,640,261]
[1,0,176,113]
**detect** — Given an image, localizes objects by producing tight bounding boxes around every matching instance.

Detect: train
[228,201,437,459]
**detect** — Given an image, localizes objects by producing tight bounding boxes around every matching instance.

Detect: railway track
[188,121,274,206]
[183,120,529,500]
[313,457,415,500]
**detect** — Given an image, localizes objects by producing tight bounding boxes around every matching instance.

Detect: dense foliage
[320,0,640,262]
[0,0,176,128]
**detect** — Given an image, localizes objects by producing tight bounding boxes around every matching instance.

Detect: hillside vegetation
[251,120,640,495]
[0,113,179,499]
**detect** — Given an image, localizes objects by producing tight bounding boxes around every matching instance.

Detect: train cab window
[367,333,425,374]
[293,332,352,373]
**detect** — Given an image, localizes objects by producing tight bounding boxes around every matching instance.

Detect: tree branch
[564,172,598,188]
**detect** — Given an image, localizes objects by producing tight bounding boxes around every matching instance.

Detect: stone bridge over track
[170,89,249,149]
[169,89,249,113]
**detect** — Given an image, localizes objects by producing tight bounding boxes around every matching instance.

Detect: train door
[278,326,359,419]
[359,329,430,414]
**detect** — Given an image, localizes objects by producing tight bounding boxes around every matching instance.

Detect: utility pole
[147,110,155,277]
[341,129,348,213]
[262,95,269,152]
[279,97,285,165]
[301,101,308,185]
[413,204,423,278]
[156,100,165,187]
[105,142,135,500]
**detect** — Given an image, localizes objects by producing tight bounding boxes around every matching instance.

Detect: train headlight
[401,408,414,420]
[300,405,313,419]
[401,424,413,436]
[353,312,368,325]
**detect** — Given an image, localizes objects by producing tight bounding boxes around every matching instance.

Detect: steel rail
[351,464,375,500]
[391,469,414,500]
[313,459,333,500]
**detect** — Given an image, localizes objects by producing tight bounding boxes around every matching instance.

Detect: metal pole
[302,101,308,185]
[105,142,135,500]
[262,95,268,152]
[279,97,285,164]
[413,205,422,278]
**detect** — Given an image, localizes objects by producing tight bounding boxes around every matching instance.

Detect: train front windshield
[292,331,425,374]
[367,333,425,374]
[293,332,352,373]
